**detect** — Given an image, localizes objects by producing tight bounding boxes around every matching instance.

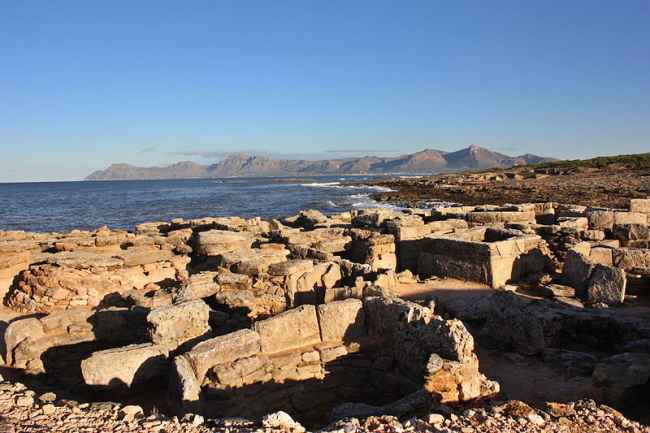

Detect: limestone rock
[195,230,253,256]
[185,329,261,381]
[147,300,210,346]
[262,411,305,432]
[254,305,321,353]
[175,272,219,303]
[317,299,366,343]
[81,343,170,388]
[4,318,45,366]
[268,259,314,276]
[586,265,626,305]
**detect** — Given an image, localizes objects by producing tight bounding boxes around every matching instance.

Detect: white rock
[527,413,545,425]
[120,405,144,422]
[192,414,205,426]
[42,404,56,415]
[262,411,305,432]
[427,414,445,425]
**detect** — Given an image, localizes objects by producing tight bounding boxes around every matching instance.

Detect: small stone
[427,414,445,425]
[42,404,56,415]
[192,414,204,426]
[120,405,144,422]
[262,411,305,432]
[39,392,57,403]
[527,413,545,425]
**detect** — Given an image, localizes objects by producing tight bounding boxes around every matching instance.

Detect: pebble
[427,413,445,425]
[120,405,144,422]
[39,392,57,403]
[527,413,546,425]
[42,404,57,415]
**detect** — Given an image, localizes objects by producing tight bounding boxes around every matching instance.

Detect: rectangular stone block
[81,343,169,388]
[316,299,366,343]
[590,247,614,266]
[614,212,648,226]
[630,198,650,215]
[186,329,261,380]
[254,305,321,354]
[147,300,210,346]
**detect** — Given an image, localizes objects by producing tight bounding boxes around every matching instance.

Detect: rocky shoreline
[366,163,650,209]
[1,198,650,432]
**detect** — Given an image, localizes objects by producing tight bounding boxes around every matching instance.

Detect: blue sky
[1,1,649,181]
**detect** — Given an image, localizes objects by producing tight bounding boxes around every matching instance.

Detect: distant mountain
[86,146,554,180]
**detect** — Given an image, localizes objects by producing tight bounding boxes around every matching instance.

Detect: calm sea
[0,177,397,233]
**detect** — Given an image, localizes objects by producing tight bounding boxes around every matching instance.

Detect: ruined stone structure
[1,198,650,429]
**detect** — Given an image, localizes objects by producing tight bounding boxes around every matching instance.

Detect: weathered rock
[4,318,45,366]
[586,265,626,305]
[175,272,219,303]
[171,354,202,413]
[195,230,253,256]
[147,300,211,346]
[563,250,594,293]
[81,343,170,388]
[262,411,305,432]
[268,259,314,276]
[185,329,261,381]
[540,284,576,298]
[254,305,321,353]
[317,299,366,343]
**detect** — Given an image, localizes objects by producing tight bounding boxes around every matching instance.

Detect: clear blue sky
[1,1,649,181]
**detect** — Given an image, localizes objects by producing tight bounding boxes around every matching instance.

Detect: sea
[0,176,400,233]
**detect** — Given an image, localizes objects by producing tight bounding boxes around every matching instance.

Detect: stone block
[614,212,647,226]
[186,329,261,381]
[81,343,170,388]
[171,354,201,414]
[589,247,613,266]
[147,300,210,346]
[4,318,45,366]
[195,230,253,256]
[587,265,626,305]
[586,210,614,230]
[563,250,594,292]
[316,299,366,343]
[629,199,650,215]
[254,305,321,353]
[613,224,649,242]
[268,259,314,276]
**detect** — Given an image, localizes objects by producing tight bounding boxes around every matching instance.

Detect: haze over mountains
[86,145,553,180]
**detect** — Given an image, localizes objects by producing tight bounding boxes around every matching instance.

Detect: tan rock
[317,299,366,343]
[147,300,210,346]
[186,329,261,380]
[81,343,170,388]
[254,305,321,353]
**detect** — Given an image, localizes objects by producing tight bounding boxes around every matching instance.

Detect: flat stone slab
[81,343,170,388]
[186,329,261,380]
[254,305,321,353]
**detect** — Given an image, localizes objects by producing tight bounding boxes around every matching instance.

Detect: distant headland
[86,145,553,180]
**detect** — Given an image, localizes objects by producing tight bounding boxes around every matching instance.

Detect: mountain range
[86,145,553,180]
